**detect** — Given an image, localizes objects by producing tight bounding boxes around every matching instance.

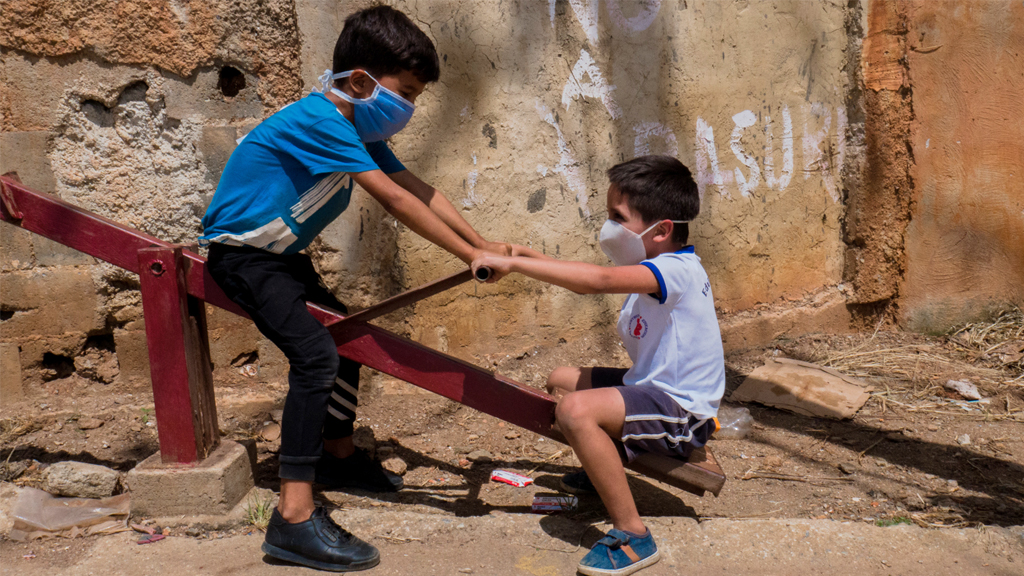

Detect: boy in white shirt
[472,155,725,576]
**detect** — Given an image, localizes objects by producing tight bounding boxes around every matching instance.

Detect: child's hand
[471,253,512,283]
[478,240,513,256]
[510,244,553,259]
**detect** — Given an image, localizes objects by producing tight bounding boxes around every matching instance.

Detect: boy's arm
[387,169,511,256]
[352,170,484,265]
[472,254,660,296]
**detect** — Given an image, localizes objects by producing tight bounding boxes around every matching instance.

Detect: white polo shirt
[617,247,725,420]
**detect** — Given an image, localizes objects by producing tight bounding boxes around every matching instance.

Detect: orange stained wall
[900,0,1024,331]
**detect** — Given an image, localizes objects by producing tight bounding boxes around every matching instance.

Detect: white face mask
[599,219,688,266]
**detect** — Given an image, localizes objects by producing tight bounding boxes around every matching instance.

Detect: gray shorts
[591,367,715,462]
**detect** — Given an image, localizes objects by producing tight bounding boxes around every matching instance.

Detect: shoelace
[315,509,353,543]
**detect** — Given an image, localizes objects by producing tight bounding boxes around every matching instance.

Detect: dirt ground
[1,310,1022,570]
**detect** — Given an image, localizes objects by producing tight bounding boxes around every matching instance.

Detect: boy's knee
[554,392,590,430]
[289,336,340,380]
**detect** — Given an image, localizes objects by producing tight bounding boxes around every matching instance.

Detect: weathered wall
[3,0,856,395]
[369,0,854,358]
[1,0,305,395]
[898,0,1024,332]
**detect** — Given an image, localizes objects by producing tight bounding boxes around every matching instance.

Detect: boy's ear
[652,220,674,243]
[348,70,375,97]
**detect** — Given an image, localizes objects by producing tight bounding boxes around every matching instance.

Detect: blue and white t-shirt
[200,92,405,254]
[617,247,725,420]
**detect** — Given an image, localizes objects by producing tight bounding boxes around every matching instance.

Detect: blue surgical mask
[318,69,414,143]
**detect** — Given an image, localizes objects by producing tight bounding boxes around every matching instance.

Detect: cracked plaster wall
[379,0,854,359]
[2,0,859,392]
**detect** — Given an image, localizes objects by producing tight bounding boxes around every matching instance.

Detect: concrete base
[125,440,254,517]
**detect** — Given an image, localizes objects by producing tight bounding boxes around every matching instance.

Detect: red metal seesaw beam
[0,175,725,495]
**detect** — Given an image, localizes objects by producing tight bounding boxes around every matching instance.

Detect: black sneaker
[261,507,379,572]
[560,470,598,495]
[315,450,404,492]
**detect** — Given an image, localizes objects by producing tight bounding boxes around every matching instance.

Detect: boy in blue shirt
[201,6,513,571]
[472,156,725,576]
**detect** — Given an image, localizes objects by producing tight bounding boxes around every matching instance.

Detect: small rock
[946,479,959,488]
[504,432,520,440]
[43,461,120,498]
[467,450,493,463]
[130,423,142,432]
[240,364,258,377]
[260,422,281,442]
[956,434,971,446]
[0,460,29,481]
[458,458,470,467]
[459,569,474,574]
[885,432,906,442]
[185,526,203,537]
[927,424,939,432]
[353,427,376,459]
[269,410,284,423]
[762,455,783,471]
[452,446,473,455]
[377,445,395,458]
[944,379,981,401]
[382,457,407,476]
[467,434,479,441]
[77,418,104,431]
[74,349,119,383]
[534,442,560,456]
[838,463,857,475]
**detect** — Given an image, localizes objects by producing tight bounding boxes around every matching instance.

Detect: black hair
[332,5,441,84]
[607,155,700,244]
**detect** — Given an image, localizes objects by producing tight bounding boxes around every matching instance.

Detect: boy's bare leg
[546,366,594,396]
[278,479,316,523]
[556,388,646,535]
[323,436,355,458]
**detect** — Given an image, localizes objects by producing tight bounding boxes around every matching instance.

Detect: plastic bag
[715,405,753,439]
[10,487,130,541]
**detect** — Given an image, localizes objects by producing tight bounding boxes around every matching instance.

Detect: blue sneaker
[578,528,660,576]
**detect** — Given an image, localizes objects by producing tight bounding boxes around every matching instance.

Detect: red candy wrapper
[532,495,579,514]
[489,469,534,488]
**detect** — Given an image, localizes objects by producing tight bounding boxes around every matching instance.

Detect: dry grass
[820,308,1023,403]
[948,307,1024,379]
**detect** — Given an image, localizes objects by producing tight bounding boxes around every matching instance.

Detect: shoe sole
[559,477,597,495]
[577,549,661,576]
[261,542,380,572]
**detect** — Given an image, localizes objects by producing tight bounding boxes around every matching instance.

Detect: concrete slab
[125,440,254,517]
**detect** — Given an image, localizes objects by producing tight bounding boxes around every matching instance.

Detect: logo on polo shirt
[629,315,648,339]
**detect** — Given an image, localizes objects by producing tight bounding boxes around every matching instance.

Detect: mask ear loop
[640,219,692,238]
[320,69,382,101]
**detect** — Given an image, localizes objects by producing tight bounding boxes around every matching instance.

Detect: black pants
[206,243,361,482]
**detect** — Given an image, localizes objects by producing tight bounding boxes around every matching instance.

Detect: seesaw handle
[332,268,479,328]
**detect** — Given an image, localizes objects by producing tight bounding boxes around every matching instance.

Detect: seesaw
[0,173,724,497]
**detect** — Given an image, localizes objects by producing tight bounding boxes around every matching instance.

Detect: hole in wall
[81,100,114,128]
[217,66,246,98]
[230,351,259,367]
[84,333,116,352]
[0,310,14,321]
[117,81,149,106]
[41,352,76,381]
